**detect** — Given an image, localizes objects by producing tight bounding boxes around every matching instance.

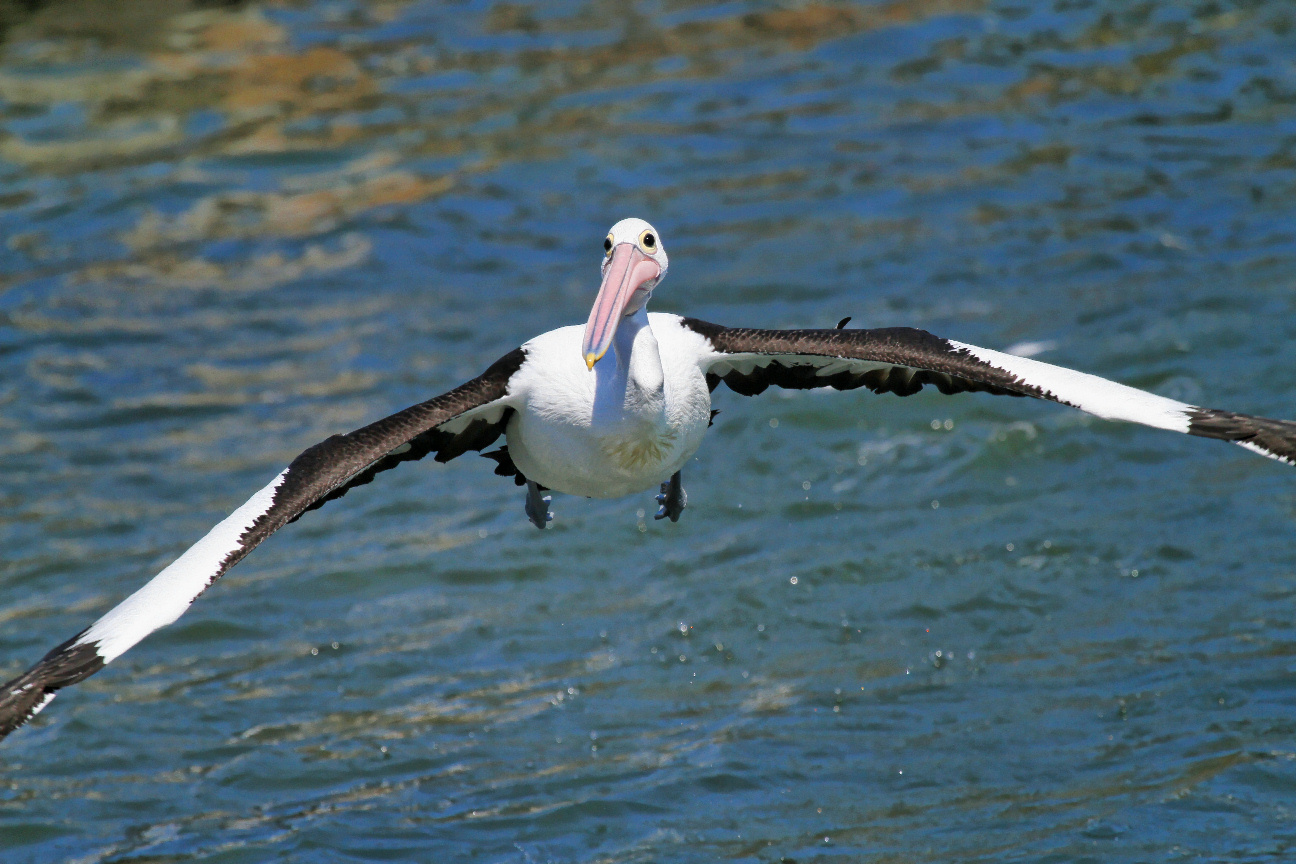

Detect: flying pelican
[3,217,1294,740]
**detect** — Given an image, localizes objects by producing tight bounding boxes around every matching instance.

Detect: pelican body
[507,311,712,500]
[4,217,1296,740]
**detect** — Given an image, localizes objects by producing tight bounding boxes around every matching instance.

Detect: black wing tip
[0,637,105,740]
[1188,407,1296,465]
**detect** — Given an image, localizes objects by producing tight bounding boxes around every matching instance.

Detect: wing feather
[0,347,527,739]
[681,318,1296,464]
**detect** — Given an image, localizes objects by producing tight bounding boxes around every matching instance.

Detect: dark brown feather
[683,318,1027,400]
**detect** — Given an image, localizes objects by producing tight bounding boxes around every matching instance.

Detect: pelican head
[582,217,669,369]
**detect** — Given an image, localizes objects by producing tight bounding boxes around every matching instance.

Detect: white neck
[612,307,664,400]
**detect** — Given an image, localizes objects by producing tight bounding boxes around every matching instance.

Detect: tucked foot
[654,471,688,522]
[524,481,553,530]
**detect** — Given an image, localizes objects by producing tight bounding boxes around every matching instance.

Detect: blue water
[2,1,1296,861]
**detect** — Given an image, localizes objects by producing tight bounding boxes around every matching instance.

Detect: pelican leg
[655,471,687,522]
[524,480,553,530]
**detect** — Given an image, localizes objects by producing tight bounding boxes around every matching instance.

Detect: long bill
[582,244,661,369]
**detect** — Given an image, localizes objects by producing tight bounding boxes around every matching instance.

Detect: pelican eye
[603,235,613,256]
[639,230,656,251]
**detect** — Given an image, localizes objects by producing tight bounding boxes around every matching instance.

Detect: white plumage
[505,312,714,498]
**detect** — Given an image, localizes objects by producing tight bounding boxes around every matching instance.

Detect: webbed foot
[654,471,687,522]
[525,480,553,530]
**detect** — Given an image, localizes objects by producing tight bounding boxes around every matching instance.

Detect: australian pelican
[3,217,1294,739]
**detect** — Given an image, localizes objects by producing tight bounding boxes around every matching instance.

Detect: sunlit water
[2,1,1296,861]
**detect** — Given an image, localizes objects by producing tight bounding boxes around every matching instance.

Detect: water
[2,1,1296,860]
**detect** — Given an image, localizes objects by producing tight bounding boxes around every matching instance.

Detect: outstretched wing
[680,318,1296,465]
[0,347,528,739]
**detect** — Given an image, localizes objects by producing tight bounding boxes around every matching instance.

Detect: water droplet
[790,576,798,585]
[1006,543,1015,552]
[930,419,941,430]
[801,480,811,490]
[310,647,318,656]
[756,624,765,632]
[943,419,954,430]
[636,508,644,518]
[769,418,779,428]
[331,641,339,650]
[931,499,940,509]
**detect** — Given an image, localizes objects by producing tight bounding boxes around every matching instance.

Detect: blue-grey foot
[524,480,553,530]
[654,471,687,522]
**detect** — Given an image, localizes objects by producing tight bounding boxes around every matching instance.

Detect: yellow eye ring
[638,229,657,252]
[603,234,613,256]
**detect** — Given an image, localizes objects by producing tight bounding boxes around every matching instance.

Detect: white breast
[505,314,713,499]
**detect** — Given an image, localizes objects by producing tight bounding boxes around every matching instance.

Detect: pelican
[3,217,1294,740]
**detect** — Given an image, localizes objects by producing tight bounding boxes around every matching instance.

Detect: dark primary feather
[0,639,104,739]
[1187,408,1296,464]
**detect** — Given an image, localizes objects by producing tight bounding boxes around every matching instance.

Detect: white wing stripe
[74,470,288,663]
[29,692,55,716]
[949,341,1194,433]
[1235,439,1293,464]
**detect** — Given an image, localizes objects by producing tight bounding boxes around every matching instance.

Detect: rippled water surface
[3,1,1296,860]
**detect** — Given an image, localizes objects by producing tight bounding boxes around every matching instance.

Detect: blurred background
[2,0,1295,861]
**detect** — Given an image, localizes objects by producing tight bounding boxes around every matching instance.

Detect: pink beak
[581,243,661,369]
